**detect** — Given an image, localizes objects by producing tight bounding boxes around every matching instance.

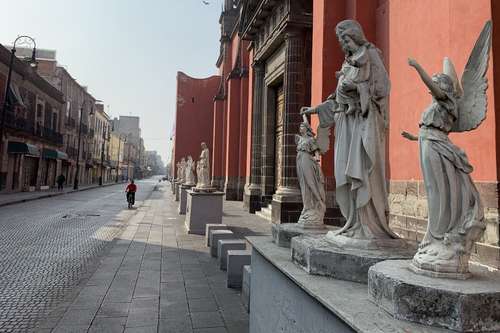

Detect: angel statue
[179,157,187,184]
[301,20,400,248]
[195,142,212,190]
[175,162,182,181]
[295,115,327,228]
[184,156,196,186]
[401,21,491,278]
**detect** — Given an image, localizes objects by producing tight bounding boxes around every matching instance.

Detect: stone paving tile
[43,183,269,332]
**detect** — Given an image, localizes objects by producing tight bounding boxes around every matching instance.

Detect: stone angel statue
[402,21,492,278]
[195,142,212,190]
[176,162,182,181]
[179,157,187,184]
[295,115,326,228]
[184,156,196,186]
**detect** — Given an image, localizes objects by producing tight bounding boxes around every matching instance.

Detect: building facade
[172,72,220,180]
[0,44,65,192]
[172,0,500,269]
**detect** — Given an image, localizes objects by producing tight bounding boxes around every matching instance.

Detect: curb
[0,182,127,208]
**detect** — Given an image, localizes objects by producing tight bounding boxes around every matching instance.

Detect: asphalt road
[0,178,159,332]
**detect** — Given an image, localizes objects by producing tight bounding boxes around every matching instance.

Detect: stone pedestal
[291,235,416,283]
[368,260,500,332]
[205,224,228,246]
[174,183,181,201]
[178,184,194,215]
[272,223,335,248]
[243,186,262,213]
[184,190,224,235]
[246,236,440,333]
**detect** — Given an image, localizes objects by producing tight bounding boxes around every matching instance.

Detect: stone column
[272,30,306,224]
[244,62,265,213]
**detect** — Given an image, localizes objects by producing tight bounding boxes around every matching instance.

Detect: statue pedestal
[246,236,445,333]
[174,183,181,202]
[291,235,416,283]
[368,260,500,332]
[185,190,224,235]
[271,223,336,248]
[179,184,195,214]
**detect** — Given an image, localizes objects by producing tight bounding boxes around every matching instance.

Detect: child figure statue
[335,40,370,115]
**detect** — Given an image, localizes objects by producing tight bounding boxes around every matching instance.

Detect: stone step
[205,224,228,247]
[255,205,272,222]
[217,239,247,270]
[227,250,252,289]
[242,265,251,312]
[210,230,235,257]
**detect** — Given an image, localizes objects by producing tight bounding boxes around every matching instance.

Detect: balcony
[67,147,78,159]
[65,117,76,129]
[5,112,63,145]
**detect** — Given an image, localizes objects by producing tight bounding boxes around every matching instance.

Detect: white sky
[0,0,222,165]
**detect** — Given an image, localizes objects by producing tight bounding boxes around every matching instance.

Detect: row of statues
[297,19,492,278]
[175,142,212,190]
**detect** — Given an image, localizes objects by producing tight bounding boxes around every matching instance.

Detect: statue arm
[408,58,446,100]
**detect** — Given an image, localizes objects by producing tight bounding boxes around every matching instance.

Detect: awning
[7,141,40,156]
[42,148,68,160]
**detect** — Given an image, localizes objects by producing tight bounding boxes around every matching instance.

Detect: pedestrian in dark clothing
[56,174,66,191]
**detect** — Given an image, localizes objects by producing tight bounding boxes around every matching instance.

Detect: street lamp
[0,36,37,191]
[73,101,93,190]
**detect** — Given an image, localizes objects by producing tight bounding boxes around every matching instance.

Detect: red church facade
[173,0,500,269]
[172,72,220,179]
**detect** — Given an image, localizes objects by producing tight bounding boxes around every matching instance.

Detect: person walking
[56,174,66,191]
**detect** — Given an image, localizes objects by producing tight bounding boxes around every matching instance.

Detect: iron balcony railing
[5,112,63,145]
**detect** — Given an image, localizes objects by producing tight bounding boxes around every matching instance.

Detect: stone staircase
[255,203,272,222]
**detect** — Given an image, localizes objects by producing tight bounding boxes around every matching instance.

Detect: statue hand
[408,58,418,68]
[300,106,315,115]
[401,130,418,141]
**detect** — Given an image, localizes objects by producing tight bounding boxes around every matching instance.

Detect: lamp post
[0,36,37,191]
[73,101,93,190]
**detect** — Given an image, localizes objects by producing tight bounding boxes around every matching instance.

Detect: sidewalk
[36,183,270,333]
[0,182,125,207]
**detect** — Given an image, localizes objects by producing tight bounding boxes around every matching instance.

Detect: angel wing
[451,20,492,133]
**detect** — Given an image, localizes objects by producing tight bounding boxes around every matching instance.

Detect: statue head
[432,73,455,95]
[335,20,368,54]
[299,122,314,137]
[187,155,193,162]
[201,142,207,150]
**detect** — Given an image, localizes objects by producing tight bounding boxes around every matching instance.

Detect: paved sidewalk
[37,183,270,332]
[0,182,126,207]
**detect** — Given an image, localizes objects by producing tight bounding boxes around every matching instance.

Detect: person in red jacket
[126,179,137,208]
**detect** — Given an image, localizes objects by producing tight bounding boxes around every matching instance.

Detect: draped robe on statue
[313,46,398,240]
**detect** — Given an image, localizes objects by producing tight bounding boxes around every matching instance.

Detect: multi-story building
[92,103,111,184]
[25,48,98,187]
[112,116,144,180]
[109,131,125,182]
[0,44,65,192]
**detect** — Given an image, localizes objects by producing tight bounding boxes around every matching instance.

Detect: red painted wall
[386,0,496,181]
[173,72,220,178]
[310,0,497,184]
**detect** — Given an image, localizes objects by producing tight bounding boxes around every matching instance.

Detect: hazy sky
[0,0,222,164]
